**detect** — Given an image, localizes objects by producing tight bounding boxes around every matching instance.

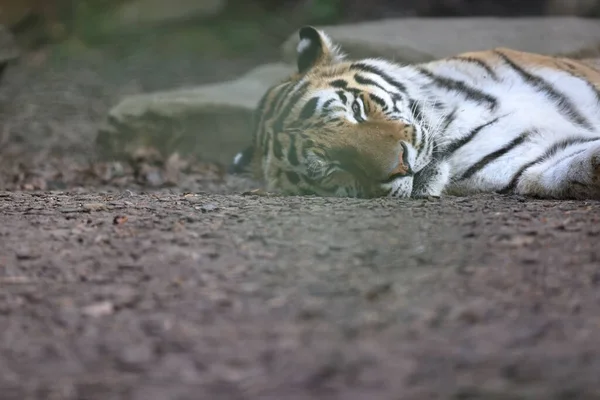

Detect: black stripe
[498,136,600,194]
[331,79,347,88]
[561,60,600,105]
[337,90,348,104]
[442,117,502,158]
[354,73,387,92]
[548,148,588,172]
[255,84,290,154]
[368,93,387,109]
[585,81,600,106]
[450,56,499,80]
[350,63,408,95]
[262,134,270,157]
[272,133,284,160]
[251,90,270,141]
[322,99,335,110]
[287,134,300,166]
[252,94,270,157]
[408,98,424,124]
[495,50,594,131]
[417,67,498,110]
[440,108,459,134]
[270,83,309,161]
[458,131,530,180]
[418,129,434,158]
[432,138,443,159]
[264,82,296,123]
[299,97,319,120]
[272,82,309,132]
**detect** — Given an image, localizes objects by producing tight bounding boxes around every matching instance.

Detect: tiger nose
[389,142,413,177]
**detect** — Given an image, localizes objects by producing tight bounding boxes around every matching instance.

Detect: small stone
[83,203,107,212]
[113,215,128,225]
[15,248,38,260]
[199,203,219,213]
[297,301,325,320]
[364,282,393,301]
[82,301,114,317]
[93,235,108,244]
[454,307,481,325]
[209,292,232,308]
[120,190,135,198]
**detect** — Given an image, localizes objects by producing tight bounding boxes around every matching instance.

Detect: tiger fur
[230,26,600,200]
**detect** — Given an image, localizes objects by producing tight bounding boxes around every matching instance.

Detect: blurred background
[0,0,598,191]
[2,0,600,52]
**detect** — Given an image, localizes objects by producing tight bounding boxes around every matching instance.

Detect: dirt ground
[2,36,600,400]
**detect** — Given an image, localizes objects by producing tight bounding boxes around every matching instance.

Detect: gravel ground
[1,34,600,400]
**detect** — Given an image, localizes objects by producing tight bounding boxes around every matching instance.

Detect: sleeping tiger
[229,26,600,200]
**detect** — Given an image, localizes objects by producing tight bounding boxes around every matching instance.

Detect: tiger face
[232,26,431,198]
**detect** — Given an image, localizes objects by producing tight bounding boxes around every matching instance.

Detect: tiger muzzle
[386,142,413,181]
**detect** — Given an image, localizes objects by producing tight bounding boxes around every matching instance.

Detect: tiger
[229,26,600,200]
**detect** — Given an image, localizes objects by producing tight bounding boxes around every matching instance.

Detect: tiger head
[231,26,429,198]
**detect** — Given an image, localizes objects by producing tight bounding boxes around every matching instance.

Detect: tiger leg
[411,160,451,198]
[510,139,600,200]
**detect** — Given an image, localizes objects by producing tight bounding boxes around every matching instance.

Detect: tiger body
[231,26,600,200]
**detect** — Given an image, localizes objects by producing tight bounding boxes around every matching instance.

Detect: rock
[96,62,294,166]
[81,301,114,317]
[0,1,66,49]
[113,0,226,30]
[0,25,19,80]
[545,0,600,16]
[281,17,600,64]
[82,202,108,212]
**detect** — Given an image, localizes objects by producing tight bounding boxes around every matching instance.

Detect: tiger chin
[229,26,600,200]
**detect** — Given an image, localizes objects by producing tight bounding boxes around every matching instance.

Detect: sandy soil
[1,37,600,400]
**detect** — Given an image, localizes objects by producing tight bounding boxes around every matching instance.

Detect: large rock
[282,17,600,64]
[544,0,600,16]
[114,0,226,28]
[96,63,294,166]
[0,24,19,80]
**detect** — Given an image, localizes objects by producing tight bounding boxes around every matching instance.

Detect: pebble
[199,203,219,213]
[82,301,114,317]
[82,203,108,212]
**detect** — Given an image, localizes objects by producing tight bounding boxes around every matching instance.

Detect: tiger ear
[296,26,344,74]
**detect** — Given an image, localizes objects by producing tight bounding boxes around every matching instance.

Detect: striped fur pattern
[230,26,600,200]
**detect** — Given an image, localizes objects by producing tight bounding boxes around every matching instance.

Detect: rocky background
[1,0,600,50]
